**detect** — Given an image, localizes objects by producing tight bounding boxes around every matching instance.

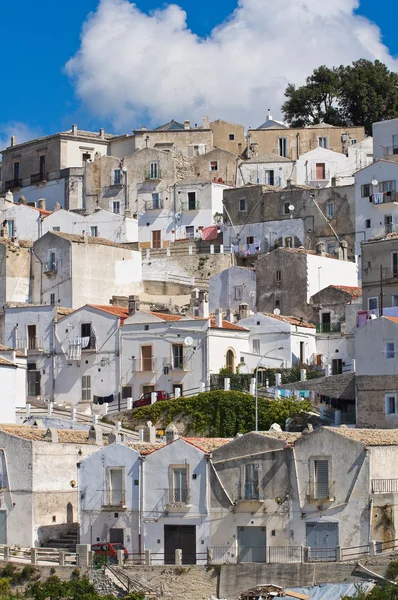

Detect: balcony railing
[145,169,162,181]
[133,357,192,372]
[382,146,398,157]
[44,261,58,275]
[371,191,397,205]
[82,335,97,351]
[103,489,126,509]
[17,337,43,351]
[307,483,334,502]
[181,201,200,211]
[309,169,330,182]
[168,488,191,506]
[31,172,47,184]
[145,199,164,211]
[5,178,23,191]
[243,483,260,501]
[132,357,157,372]
[316,322,342,333]
[372,479,398,493]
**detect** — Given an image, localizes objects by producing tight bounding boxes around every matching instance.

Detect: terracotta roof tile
[281,247,337,259]
[148,312,184,322]
[0,357,16,367]
[330,285,362,298]
[184,437,233,452]
[257,431,302,443]
[50,231,133,250]
[0,425,101,444]
[56,307,75,317]
[127,441,166,455]
[326,427,398,446]
[210,318,248,331]
[0,344,25,357]
[261,313,316,329]
[88,304,130,324]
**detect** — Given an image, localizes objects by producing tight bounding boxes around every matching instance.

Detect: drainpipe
[296,133,300,160]
[138,456,145,556]
[118,319,122,411]
[51,316,56,401]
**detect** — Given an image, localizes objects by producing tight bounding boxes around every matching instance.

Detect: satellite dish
[288,204,295,211]
[273,308,281,315]
[371,179,378,186]
[184,336,193,347]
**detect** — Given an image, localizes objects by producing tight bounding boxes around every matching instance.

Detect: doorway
[164,525,196,565]
[0,511,6,544]
[300,341,305,363]
[152,230,161,249]
[332,359,343,375]
[238,526,266,563]
[306,522,338,561]
[321,312,331,333]
[109,528,124,545]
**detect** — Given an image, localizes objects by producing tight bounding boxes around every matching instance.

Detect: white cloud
[0,122,41,151]
[66,0,398,129]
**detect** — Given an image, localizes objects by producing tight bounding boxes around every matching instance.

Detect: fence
[0,545,77,566]
[142,244,231,260]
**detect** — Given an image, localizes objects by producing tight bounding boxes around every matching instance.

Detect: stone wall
[356,375,398,428]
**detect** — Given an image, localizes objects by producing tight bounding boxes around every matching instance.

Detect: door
[332,359,343,375]
[152,230,161,249]
[141,346,153,371]
[321,312,331,333]
[109,528,124,544]
[27,325,36,350]
[300,341,305,363]
[0,511,6,544]
[238,526,266,563]
[187,192,197,210]
[385,215,393,235]
[306,522,338,561]
[316,163,326,180]
[164,525,196,565]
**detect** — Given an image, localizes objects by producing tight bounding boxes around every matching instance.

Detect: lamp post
[255,347,284,432]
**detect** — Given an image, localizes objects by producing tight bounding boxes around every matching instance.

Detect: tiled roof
[330,285,362,298]
[281,247,336,259]
[88,304,129,323]
[61,128,116,140]
[50,231,133,250]
[56,307,74,317]
[184,437,233,452]
[385,317,398,324]
[257,431,302,443]
[0,425,100,444]
[209,318,248,331]
[153,119,186,131]
[243,153,292,164]
[0,239,32,248]
[127,441,166,455]
[327,427,398,446]
[148,311,184,322]
[261,313,316,329]
[0,357,16,367]
[0,344,26,357]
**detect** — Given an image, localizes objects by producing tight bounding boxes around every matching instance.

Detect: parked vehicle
[133,390,170,409]
[92,542,129,561]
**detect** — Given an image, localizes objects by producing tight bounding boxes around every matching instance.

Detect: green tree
[282,60,398,135]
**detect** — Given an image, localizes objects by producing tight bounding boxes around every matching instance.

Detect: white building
[237,154,294,188]
[0,197,49,240]
[0,346,27,422]
[238,312,317,371]
[295,147,355,188]
[31,231,143,307]
[209,266,256,314]
[373,118,398,160]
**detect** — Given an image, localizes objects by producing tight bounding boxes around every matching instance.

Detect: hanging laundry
[68,338,82,361]
[372,193,383,204]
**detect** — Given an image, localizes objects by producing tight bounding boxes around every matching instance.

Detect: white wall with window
[296,147,356,188]
[236,157,295,188]
[356,316,398,376]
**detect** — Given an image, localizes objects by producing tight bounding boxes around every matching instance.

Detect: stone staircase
[42,526,78,552]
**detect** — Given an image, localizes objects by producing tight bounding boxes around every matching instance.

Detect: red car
[133,390,170,409]
[92,542,128,560]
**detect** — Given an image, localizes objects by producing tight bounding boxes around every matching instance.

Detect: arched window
[226,349,235,373]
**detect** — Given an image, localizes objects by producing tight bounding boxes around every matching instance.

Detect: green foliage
[342,582,398,600]
[282,60,398,134]
[133,390,311,436]
[210,366,321,391]
[26,575,104,600]
[386,560,398,581]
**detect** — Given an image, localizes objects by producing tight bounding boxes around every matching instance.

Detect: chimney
[128,295,140,316]
[215,308,223,328]
[108,431,121,444]
[38,198,46,211]
[266,108,272,122]
[143,420,156,443]
[226,308,234,323]
[18,196,27,205]
[202,116,210,129]
[238,303,250,320]
[1,223,8,239]
[88,425,103,446]
[198,291,209,319]
[341,240,348,261]
[140,126,147,131]
[99,128,105,140]
[184,120,191,130]
[54,202,61,212]
[10,135,16,147]
[44,428,59,443]
[11,350,16,364]
[165,423,179,444]
[331,176,337,187]
[316,242,325,256]
[72,124,78,136]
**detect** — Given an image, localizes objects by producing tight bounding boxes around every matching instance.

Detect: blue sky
[1,0,397,142]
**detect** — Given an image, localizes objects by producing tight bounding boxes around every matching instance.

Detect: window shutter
[315,460,329,498]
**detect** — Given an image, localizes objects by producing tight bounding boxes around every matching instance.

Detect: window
[284,237,292,248]
[283,202,291,215]
[187,191,197,210]
[152,192,160,209]
[39,155,46,175]
[361,184,371,198]
[185,226,194,239]
[244,463,260,500]
[278,137,287,157]
[234,285,243,300]
[350,138,357,145]
[48,251,56,272]
[385,394,397,415]
[108,468,124,506]
[386,342,395,359]
[82,152,91,165]
[246,236,254,245]
[172,344,184,369]
[226,349,235,372]
[265,170,274,185]
[379,180,396,193]
[392,294,398,307]
[327,202,334,218]
[229,133,235,141]
[113,169,122,185]
[365,219,371,229]
[52,226,60,232]
[314,459,329,499]
[50,293,55,306]
[27,365,41,396]
[368,297,378,311]
[122,386,132,399]
[7,220,15,237]
[171,467,189,504]
[141,346,153,371]
[385,215,393,234]
[393,252,398,278]
[81,323,95,349]
[82,375,91,402]
[210,161,219,171]
[13,162,20,180]
[318,137,328,149]
[275,270,282,283]
[315,163,326,180]
[253,339,260,355]
[327,243,336,255]
[113,201,120,214]
[150,162,158,179]
[90,226,98,237]
[239,198,246,212]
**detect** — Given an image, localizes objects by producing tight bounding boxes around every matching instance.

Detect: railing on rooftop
[316,322,342,334]
[5,178,23,191]
[372,478,398,494]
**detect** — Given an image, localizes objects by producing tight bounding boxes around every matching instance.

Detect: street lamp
[255,347,284,432]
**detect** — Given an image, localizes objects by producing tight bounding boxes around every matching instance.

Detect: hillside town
[1,109,398,599]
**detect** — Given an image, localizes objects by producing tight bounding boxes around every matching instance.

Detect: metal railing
[82,335,97,351]
[103,489,126,507]
[31,172,47,184]
[316,322,342,333]
[372,478,398,493]
[341,544,370,561]
[181,201,200,211]
[167,488,191,505]
[5,178,23,190]
[268,546,304,563]
[145,168,162,181]
[309,168,330,182]
[17,337,43,351]
[145,199,164,211]
[132,356,192,373]
[44,260,58,274]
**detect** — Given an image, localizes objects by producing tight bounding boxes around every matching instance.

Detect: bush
[133,390,311,436]
[210,365,322,391]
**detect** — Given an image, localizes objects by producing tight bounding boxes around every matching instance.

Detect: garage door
[164,525,196,565]
[238,526,266,563]
[306,522,338,561]
[0,511,6,545]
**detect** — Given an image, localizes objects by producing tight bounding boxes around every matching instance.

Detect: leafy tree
[282,60,398,134]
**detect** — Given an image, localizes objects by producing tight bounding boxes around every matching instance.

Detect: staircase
[42,525,78,552]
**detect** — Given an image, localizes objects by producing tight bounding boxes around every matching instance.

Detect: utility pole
[380,264,384,316]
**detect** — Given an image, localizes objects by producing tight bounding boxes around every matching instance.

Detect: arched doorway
[226,349,235,373]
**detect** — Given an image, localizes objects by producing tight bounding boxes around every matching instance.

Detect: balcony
[132,357,158,373]
[145,199,164,211]
[43,261,58,276]
[17,337,44,352]
[166,488,192,512]
[372,479,398,494]
[316,322,342,334]
[308,169,330,183]
[102,490,127,511]
[382,146,398,157]
[307,483,335,504]
[170,357,192,371]
[181,201,200,211]
[371,191,397,205]
[31,172,47,185]
[82,335,97,351]
[145,168,162,181]
[5,178,23,191]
